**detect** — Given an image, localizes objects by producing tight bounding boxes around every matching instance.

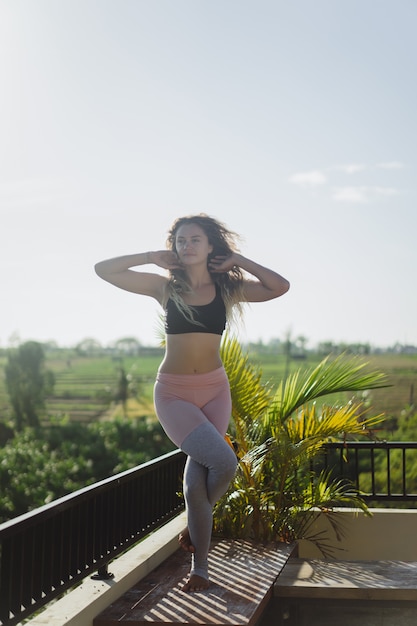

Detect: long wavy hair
[165,214,246,326]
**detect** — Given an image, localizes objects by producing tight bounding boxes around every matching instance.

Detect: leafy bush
[0,418,175,523]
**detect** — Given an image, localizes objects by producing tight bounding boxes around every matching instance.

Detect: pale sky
[1,0,416,350]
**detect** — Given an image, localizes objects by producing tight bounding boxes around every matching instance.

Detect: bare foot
[182,574,210,593]
[178,528,195,553]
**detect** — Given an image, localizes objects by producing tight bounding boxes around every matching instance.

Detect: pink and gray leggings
[154,366,237,581]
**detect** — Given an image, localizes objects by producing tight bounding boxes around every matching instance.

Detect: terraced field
[0,348,416,429]
[0,351,163,425]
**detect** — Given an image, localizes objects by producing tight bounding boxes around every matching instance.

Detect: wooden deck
[94,539,294,626]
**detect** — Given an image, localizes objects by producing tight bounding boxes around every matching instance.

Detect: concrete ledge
[26,512,187,626]
[275,559,417,601]
[297,508,417,561]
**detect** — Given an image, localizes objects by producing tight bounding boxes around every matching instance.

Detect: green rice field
[0,348,416,432]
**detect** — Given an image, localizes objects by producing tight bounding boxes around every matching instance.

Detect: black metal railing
[314,441,417,503]
[0,449,186,626]
[1,442,417,625]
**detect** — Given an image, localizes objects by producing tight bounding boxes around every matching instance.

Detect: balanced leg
[181,422,237,582]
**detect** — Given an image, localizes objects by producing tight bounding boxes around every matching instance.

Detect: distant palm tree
[214,335,388,555]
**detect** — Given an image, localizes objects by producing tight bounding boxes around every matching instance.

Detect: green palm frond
[221,334,272,452]
[271,353,389,422]
[289,470,371,556]
[285,401,385,443]
[302,469,370,514]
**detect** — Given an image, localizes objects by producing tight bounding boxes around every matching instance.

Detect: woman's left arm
[209,253,290,302]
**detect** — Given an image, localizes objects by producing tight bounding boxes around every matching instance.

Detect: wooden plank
[274,559,417,601]
[94,539,293,626]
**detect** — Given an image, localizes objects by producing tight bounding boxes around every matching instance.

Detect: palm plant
[214,335,389,555]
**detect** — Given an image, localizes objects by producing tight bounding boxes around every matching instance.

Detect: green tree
[0,418,176,522]
[214,336,388,555]
[113,337,141,356]
[115,366,130,417]
[5,341,55,430]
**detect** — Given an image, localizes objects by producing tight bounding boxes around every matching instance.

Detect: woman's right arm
[94,251,180,304]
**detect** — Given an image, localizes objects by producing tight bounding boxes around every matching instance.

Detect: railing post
[91,563,114,580]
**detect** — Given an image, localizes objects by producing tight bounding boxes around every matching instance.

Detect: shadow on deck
[94,539,294,626]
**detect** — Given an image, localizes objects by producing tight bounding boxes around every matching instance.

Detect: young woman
[94,214,290,592]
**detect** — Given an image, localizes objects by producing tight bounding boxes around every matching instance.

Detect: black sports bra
[165,284,226,335]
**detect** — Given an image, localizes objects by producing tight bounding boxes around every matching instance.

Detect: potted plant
[214,336,388,555]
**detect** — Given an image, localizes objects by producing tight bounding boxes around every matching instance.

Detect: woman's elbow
[94,261,108,279]
[274,277,290,298]
[282,278,290,295]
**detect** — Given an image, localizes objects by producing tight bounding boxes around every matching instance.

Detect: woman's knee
[223,444,238,480]
[181,422,237,478]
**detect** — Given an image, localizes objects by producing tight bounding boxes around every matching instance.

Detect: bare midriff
[159,333,223,375]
